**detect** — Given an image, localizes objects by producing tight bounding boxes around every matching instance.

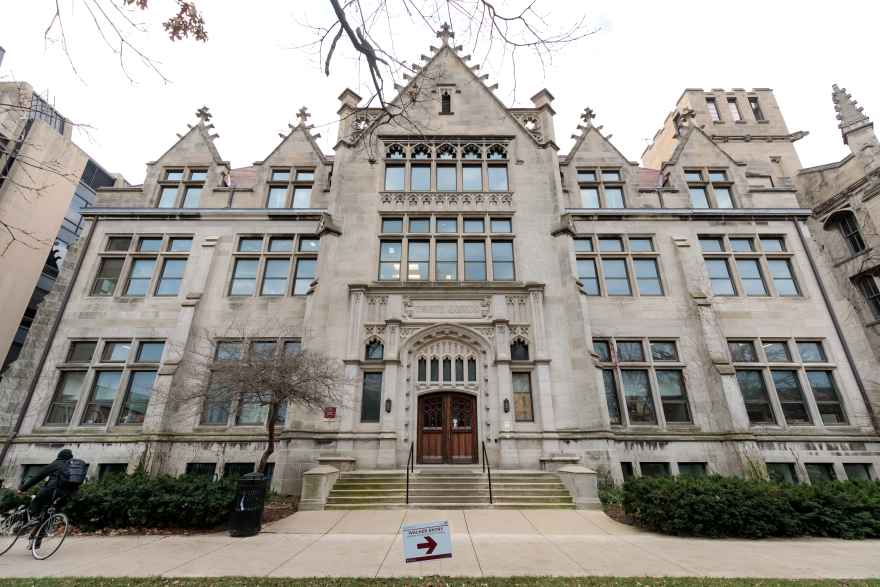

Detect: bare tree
[175,330,350,474]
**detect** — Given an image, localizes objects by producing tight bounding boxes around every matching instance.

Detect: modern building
[796,86,880,378]
[0,81,118,373]
[0,29,877,495]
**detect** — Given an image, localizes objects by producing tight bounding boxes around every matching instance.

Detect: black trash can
[228,472,268,537]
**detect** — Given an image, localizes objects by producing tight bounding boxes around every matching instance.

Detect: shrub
[65,473,237,531]
[598,486,624,508]
[0,488,31,513]
[622,475,880,539]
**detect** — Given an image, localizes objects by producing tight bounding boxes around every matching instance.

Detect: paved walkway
[1,509,879,579]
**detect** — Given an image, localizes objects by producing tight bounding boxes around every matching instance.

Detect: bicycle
[0,495,70,560]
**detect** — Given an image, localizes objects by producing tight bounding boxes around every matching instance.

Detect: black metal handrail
[405,441,414,505]
[481,440,493,505]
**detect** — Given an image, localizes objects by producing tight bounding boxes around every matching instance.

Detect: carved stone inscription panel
[403,297,491,320]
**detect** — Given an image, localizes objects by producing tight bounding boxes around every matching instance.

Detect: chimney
[337,88,363,143]
[530,88,556,144]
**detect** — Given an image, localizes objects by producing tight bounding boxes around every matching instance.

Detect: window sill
[832,247,871,268]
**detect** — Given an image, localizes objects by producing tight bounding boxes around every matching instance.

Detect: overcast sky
[1,1,877,183]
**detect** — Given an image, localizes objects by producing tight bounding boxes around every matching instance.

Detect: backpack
[60,459,89,486]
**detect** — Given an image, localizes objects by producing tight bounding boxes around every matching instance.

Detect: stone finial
[832,83,871,136]
[296,106,311,124]
[195,106,212,124]
[436,22,454,46]
[580,107,596,124]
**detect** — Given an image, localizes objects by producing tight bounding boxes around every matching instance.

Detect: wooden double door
[417,392,477,464]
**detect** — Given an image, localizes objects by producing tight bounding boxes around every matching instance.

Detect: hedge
[622,475,880,539]
[64,473,238,532]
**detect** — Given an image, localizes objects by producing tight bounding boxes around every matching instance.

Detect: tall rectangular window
[706,97,721,121]
[407,241,429,281]
[117,371,157,424]
[487,166,508,191]
[436,166,456,191]
[436,241,458,281]
[602,259,631,296]
[230,259,259,295]
[748,97,765,121]
[45,371,86,425]
[602,370,621,425]
[577,259,599,295]
[125,259,156,297]
[633,259,662,295]
[360,372,383,423]
[771,370,810,424]
[81,371,123,425]
[155,259,186,296]
[857,274,880,319]
[411,165,431,191]
[385,166,405,191]
[621,369,656,424]
[462,165,482,191]
[293,258,316,295]
[491,241,514,280]
[464,241,486,280]
[512,372,534,422]
[158,187,178,208]
[727,97,742,121]
[261,258,290,295]
[806,371,847,424]
[767,259,799,296]
[735,370,776,424]
[736,259,768,296]
[656,370,690,423]
[91,258,124,296]
[379,240,402,281]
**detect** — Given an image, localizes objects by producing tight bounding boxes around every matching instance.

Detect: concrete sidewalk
[1,509,878,579]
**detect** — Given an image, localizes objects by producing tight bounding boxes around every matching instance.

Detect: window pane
[593,340,611,362]
[407,241,429,281]
[436,166,456,191]
[685,170,703,182]
[92,258,124,296]
[512,372,534,422]
[137,238,162,253]
[797,341,826,363]
[81,371,123,425]
[736,259,768,296]
[68,341,96,363]
[164,169,183,181]
[574,238,593,252]
[102,341,131,362]
[238,238,263,252]
[487,166,508,191]
[118,371,157,425]
[678,463,707,477]
[598,238,623,252]
[621,370,656,423]
[464,241,486,280]
[706,259,735,296]
[156,259,186,296]
[268,237,293,252]
[629,238,653,252]
[410,218,431,232]
[729,238,754,252]
[601,170,622,182]
[580,187,599,208]
[806,463,836,483]
[771,370,810,424]
[767,259,798,296]
[767,463,798,484]
[299,238,320,252]
[843,463,873,481]
[360,372,382,422]
[728,341,758,362]
[708,170,728,182]
[760,237,785,252]
[136,341,165,363]
[292,187,311,208]
[182,187,201,208]
[577,259,599,295]
[634,259,662,295]
[462,165,482,191]
[436,218,457,233]
[237,395,268,425]
[215,341,242,361]
[294,259,316,294]
[577,170,597,182]
[168,237,192,252]
[467,358,477,381]
[491,241,514,281]
[106,237,132,251]
[230,259,258,295]
[296,170,314,182]
[384,166,405,190]
[602,259,631,296]
[657,370,691,422]
[366,341,384,361]
[271,169,290,181]
[714,187,734,208]
[417,358,427,381]
[382,218,403,233]
[411,166,430,191]
[604,187,624,208]
[442,358,452,381]
[261,258,290,295]
[379,240,401,280]
[617,341,645,362]
[490,219,512,233]
[436,242,458,280]
[650,341,678,361]
[689,187,710,208]
[763,341,791,362]
[267,187,287,208]
[464,218,485,233]
[430,358,439,381]
[158,187,178,208]
[699,237,724,252]
[806,371,846,424]
[46,371,86,425]
[126,259,156,296]
[602,370,621,425]
[284,340,302,356]
[189,170,208,181]
[252,341,276,359]
[735,370,776,424]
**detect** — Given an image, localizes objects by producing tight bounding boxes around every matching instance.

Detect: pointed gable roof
[347,24,551,148]
[257,107,329,166]
[564,108,637,165]
[149,107,225,165]
[661,124,744,170]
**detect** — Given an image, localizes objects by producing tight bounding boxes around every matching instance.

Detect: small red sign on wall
[323,407,337,419]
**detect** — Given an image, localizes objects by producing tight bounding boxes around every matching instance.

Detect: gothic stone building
[1,31,878,493]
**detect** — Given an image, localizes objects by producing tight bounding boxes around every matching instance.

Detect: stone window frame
[592,337,692,428]
[198,337,301,428]
[705,97,721,122]
[617,459,710,483]
[726,97,743,122]
[828,210,867,256]
[728,337,849,429]
[684,167,736,209]
[854,270,880,320]
[43,337,166,430]
[573,234,664,298]
[156,166,208,208]
[699,234,801,298]
[358,369,384,424]
[574,167,626,209]
[511,369,536,423]
[381,139,511,193]
[376,213,515,283]
[747,96,766,122]
[266,166,315,209]
[227,234,319,298]
[88,234,193,299]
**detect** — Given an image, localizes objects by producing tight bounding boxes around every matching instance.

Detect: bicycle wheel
[31,513,68,560]
[0,510,27,556]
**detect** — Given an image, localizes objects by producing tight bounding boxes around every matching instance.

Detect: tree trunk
[257,402,277,475]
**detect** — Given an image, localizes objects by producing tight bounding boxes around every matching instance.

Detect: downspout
[793,218,879,430]
[0,218,98,471]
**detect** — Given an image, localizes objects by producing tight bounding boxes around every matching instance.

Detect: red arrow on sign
[417,535,437,555]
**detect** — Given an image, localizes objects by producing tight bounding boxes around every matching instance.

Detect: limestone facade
[1,33,878,494]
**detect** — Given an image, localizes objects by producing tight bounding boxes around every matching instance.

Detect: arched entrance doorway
[418,392,477,464]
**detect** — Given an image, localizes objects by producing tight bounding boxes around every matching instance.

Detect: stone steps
[324,469,574,510]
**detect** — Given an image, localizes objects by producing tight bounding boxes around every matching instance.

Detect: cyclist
[16,449,84,520]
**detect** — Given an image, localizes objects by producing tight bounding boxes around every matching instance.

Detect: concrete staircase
[325,468,575,510]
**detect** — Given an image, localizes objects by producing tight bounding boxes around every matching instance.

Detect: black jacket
[18,459,68,492]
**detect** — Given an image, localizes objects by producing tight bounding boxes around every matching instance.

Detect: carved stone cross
[296,106,311,123]
[436,23,454,46]
[195,106,212,123]
[580,107,596,123]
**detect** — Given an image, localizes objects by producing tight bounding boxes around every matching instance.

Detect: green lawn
[2,578,879,587]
